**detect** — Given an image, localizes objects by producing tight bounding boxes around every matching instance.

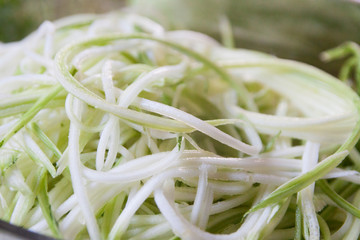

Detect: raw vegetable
[0,11,360,240]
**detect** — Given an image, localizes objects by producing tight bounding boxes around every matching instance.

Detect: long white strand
[331,212,353,240]
[72,44,137,70]
[108,167,198,240]
[96,60,118,170]
[67,97,101,240]
[118,63,185,108]
[125,14,165,37]
[299,141,320,240]
[190,164,211,229]
[42,21,55,59]
[83,143,180,183]
[95,121,113,170]
[155,187,254,240]
[137,97,260,155]
[129,221,172,240]
[343,190,360,240]
[198,187,213,230]
[100,60,133,170]
[56,65,261,155]
[210,189,257,215]
[241,185,274,238]
[103,122,120,170]
[65,95,106,133]
[23,132,57,177]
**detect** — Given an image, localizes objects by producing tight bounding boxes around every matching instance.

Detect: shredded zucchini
[0,11,360,240]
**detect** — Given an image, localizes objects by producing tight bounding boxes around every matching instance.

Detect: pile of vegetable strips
[1,11,360,240]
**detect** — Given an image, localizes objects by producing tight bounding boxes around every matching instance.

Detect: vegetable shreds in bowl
[0,11,360,240]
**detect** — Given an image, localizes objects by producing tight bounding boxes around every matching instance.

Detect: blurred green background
[131,0,360,74]
[0,0,124,42]
[1,0,360,74]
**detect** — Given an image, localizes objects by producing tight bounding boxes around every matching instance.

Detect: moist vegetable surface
[1,11,360,240]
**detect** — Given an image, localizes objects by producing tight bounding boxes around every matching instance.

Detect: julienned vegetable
[0,11,360,240]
